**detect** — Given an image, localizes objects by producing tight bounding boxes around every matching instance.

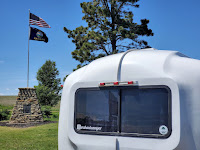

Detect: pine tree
[64,0,154,71]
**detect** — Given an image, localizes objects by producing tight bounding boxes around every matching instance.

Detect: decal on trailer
[159,125,168,135]
[77,124,102,131]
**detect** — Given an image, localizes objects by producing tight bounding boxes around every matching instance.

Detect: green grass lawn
[0,123,58,150]
[0,96,60,149]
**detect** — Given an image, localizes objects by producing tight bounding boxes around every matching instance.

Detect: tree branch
[100,42,109,55]
[118,1,125,12]
[102,0,111,14]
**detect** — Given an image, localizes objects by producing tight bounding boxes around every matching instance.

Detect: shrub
[52,113,59,119]
[41,106,52,119]
[0,109,10,121]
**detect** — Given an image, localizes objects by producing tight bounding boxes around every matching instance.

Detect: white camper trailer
[58,48,200,150]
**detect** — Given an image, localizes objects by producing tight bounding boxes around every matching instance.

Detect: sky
[0,0,200,95]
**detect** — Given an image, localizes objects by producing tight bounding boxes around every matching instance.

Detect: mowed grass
[0,123,58,150]
[0,96,60,149]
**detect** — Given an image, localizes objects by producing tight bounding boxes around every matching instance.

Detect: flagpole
[27,9,30,88]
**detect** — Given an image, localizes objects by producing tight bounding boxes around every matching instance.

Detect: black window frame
[74,85,172,139]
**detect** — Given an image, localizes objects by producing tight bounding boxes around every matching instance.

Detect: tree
[64,0,154,71]
[35,60,61,106]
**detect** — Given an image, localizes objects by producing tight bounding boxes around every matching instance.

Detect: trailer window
[75,89,119,133]
[75,86,171,138]
[121,88,170,135]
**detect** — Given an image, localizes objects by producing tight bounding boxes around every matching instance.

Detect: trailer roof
[69,48,184,83]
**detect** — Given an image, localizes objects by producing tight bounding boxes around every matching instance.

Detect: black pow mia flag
[29,27,48,43]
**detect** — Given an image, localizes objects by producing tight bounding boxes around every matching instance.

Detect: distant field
[0,96,17,106]
[0,96,60,122]
[0,96,60,108]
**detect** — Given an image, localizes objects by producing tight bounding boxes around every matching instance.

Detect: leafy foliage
[64,0,154,71]
[41,106,52,119]
[35,60,61,106]
[35,85,61,106]
[63,74,68,82]
[0,109,10,121]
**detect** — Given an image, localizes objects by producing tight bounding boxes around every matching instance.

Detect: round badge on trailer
[159,125,168,135]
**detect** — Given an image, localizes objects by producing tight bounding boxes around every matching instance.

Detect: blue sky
[0,0,200,95]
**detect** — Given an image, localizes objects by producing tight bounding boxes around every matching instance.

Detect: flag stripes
[29,13,51,28]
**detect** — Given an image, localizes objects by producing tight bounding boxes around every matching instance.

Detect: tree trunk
[111,1,117,54]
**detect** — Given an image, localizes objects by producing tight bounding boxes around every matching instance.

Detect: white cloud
[0,93,4,95]
[6,88,10,91]
[0,60,4,64]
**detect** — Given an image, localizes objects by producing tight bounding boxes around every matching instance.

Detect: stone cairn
[9,88,43,124]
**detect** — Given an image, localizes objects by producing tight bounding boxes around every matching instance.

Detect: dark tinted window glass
[75,89,119,133]
[23,104,31,114]
[121,88,170,135]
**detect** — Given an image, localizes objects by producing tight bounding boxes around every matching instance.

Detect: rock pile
[9,88,43,124]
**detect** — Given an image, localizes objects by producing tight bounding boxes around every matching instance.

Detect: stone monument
[9,88,43,124]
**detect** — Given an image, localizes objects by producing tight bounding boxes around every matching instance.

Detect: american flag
[29,13,51,28]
